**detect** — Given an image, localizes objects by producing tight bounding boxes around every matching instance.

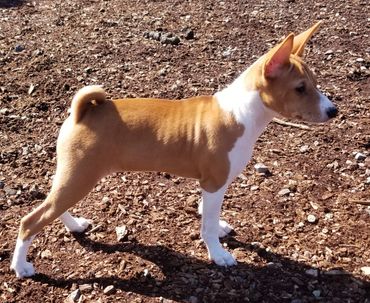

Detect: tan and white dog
[11,22,337,278]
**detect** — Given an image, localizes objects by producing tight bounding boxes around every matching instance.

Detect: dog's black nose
[326,107,338,119]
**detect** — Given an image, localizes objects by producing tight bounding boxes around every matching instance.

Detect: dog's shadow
[0,0,25,8]
[32,234,370,302]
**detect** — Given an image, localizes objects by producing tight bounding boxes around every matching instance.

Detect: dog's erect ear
[264,33,294,79]
[293,21,322,57]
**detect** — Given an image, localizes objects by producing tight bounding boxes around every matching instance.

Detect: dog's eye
[295,83,306,94]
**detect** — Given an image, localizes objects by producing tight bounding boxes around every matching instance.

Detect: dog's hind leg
[198,198,233,238]
[59,211,91,233]
[10,159,102,278]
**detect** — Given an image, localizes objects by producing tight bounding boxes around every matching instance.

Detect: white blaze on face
[318,90,336,122]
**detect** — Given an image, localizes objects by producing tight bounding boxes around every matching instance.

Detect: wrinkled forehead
[290,55,317,85]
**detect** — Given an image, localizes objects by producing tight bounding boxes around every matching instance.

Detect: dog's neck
[215,69,277,143]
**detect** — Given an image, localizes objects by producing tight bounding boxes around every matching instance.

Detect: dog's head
[252,21,337,122]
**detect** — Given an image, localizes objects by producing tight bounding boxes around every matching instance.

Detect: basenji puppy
[11,22,337,278]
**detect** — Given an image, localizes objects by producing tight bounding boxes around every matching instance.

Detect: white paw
[65,217,91,233]
[209,247,237,266]
[11,261,35,278]
[218,220,233,238]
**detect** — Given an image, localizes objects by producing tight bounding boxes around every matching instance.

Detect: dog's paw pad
[11,261,35,278]
[218,220,233,238]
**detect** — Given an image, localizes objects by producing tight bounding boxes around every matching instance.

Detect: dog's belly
[115,144,202,180]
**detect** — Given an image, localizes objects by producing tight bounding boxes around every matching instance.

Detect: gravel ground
[0,0,369,302]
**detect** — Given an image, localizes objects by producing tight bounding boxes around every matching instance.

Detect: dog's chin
[300,113,334,124]
[280,112,333,124]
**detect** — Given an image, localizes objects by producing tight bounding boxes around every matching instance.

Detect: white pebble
[355,152,366,161]
[307,214,317,223]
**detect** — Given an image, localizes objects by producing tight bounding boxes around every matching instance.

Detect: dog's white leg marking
[198,198,233,238]
[10,235,35,278]
[59,211,90,233]
[218,220,233,237]
[201,187,237,266]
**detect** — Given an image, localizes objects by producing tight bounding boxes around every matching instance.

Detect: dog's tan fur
[19,94,245,240]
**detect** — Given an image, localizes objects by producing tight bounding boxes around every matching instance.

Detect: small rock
[4,187,17,196]
[158,68,167,76]
[103,285,115,295]
[34,144,43,152]
[327,160,339,169]
[186,195,198,208]
[312,290,321,298]
[250,185,259,191]
[22,146,29,155]
[189,232,198,240]
[102,196,110,203]
[41,249,52,259]
[309,201,319,210]
[0,181,4,189]
[15,44,24,52]
[119,260,127,271]
[0,108,9,114]
[322,192,334,200]
[360,266,370,276]
[254,163,269,174]
[288,179,298,192]
[291,299,303,303]
[32,49,43,56]
[115,225,128,242]
[28,84,36,95]
[222,46,233,57]
[305,268,319,277]
[299,145,309,153]
[238,173,248,180]
[184,28,195,40]
[160,33,180,45]
[79,284,93,292]
[84,67,93,74]
[278,188,290,196]
[144,31,161,41]
[307,214,317,223]
[67,289,81,302]
[355,152,366,161]
[188,296,198,303]
[356,57,365,63]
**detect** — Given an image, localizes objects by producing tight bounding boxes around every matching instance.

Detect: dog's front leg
[201,187,237,266]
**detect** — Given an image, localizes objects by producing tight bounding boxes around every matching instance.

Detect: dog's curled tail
[71,85,106,123]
